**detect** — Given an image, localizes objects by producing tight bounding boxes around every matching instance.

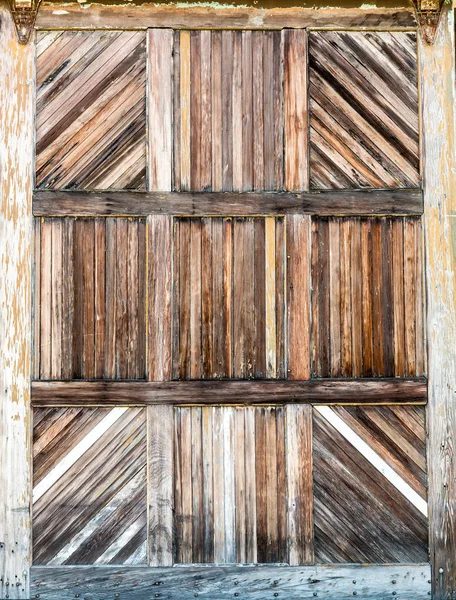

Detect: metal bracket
[412,0,446,44]
[7,0,41,45]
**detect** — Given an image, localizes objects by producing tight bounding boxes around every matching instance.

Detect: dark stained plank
[31,377,428,407]
[33,189,424,217]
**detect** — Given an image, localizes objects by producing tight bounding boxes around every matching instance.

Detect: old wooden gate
[1,1,455,599]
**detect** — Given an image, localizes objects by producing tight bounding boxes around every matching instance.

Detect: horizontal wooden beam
[35,4,417,31]
[33,189,424,217]
[31,377,427,407]
[31,564,431,600]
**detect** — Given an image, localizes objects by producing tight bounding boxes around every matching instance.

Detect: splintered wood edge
[31,377,428,406]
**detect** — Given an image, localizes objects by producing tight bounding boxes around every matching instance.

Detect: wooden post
[420,4,456,598]
[0,4,34,599]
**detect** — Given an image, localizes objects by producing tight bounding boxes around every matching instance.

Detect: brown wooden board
[33,189,424,217]
[309,31,420,189]
[311,217,425,378]
[35,31,147,190]
[32,407,147,565]
[313,405,428,563]
[31,378,427,407]
[34,218,146,380]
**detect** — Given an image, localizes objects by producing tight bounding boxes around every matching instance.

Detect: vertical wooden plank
[252,31,264,191]
[392,219,405,377]
[211,31,222,192]
[329,219,341,377]
[202,407,214,563]
[284,29,308,191]
[94,219,105,379]
[340,219,352,377]
[173,408,183,563]
[180,407,193,563]
[420,6,456,595]
[234,408,246,563]
[404,218,417,376]
[213,407,225,563]
[351,218,363,378]
[200,30,212,192]
[318,219,330,377]
[245,407,257,563]
[127,219,139,379]
[148,29,173,191]
[263,31,274,190]
[223,218,233,378]
[173,32,181,191]
[82,219,95,379]
[202,218,213,378]
[371,218,384,376]
[0,8,33,593]
[180,31,191,191]
[286,404,313,566]
[242,31,253,192]
[310,219,320,376]
[104,219,116,379]
[382,219,394,377]
[172,219,181,379]
[253,218,266,378]
[115,219,128,379]
[265,408,279,562]
[148,405,173,566]
[415,219,424,375]
[191,408,203,563]
[255,408,267,563]
[190,219,202,379]
[51,220,62,379]
[40,219,52,380]
[148,215,172,381]
[222,31,233,191]
[265,217,277,378]
[178,219,191,379]
[211,219,224,378]
[275,218,286,379]
[33,219,41,379]
[273,31,284,190]
[361,219,374,377]
[72,219,84,379]
[137,219,147,378]
[232,32,243,192]
[190,31,201,192]
[275,406,287,563]
[287,215,311,379]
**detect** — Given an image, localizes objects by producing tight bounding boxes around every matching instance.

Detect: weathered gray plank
[31,564,431,600]
[32,189,424,217]
[31,378,427,406]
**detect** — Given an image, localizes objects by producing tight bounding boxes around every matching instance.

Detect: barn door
[31,25,431,599]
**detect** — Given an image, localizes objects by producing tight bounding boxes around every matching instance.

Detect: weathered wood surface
[32,189,424,217]
[34,218,146,379]
[311,217,425,378]
[420,4,456,598]
[309,31,420,189]
[173,217,285,379]
[36,4,417,30]
[30,564,431,600]
[314,405,428,563]
[33,408,147,565]
[0,6,34,599]
[31,378,427,407]
[35,31,147,190]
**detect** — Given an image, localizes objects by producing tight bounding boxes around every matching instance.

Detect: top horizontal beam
[35,3,417,30]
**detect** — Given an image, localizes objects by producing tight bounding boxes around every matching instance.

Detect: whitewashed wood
[0,7,34,599]
[31,564,432,600]
[148,405,173,567]
[148,29,173,191]
[420,5,456,597]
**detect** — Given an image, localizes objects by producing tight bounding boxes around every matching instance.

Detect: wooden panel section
[172,217,286,379]
[173,31,283,192]
[31,378,428,407]
[33,407,147,565]
[0,6,34,598]
[31,564,432,600]
[148,29,173,192]
[173,406,309,565]
[311,217,425,378]
[309,31,420,189]
[313,405,428,563]
[33,189,424,217]
[36,31,146,190]
[36,5,417,30]
[34,218,146,380]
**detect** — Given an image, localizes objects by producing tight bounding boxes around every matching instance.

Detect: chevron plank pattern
[33,408,147,565]
[36,31,147,190]
[313,405,428,563]
[309,31,420,189]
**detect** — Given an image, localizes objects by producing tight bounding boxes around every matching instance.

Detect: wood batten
[420,4,456,597]
[32,189,424,217]
[0,5,34,598]
[31,378,427,407]
[35,4,417,31]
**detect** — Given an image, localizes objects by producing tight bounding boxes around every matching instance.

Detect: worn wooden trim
[0,6,34,600]
[30,564,431,600]
[31,377,427,407]
[35,4,417,31]
[419,3,456,598]
[32,189,424,217]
